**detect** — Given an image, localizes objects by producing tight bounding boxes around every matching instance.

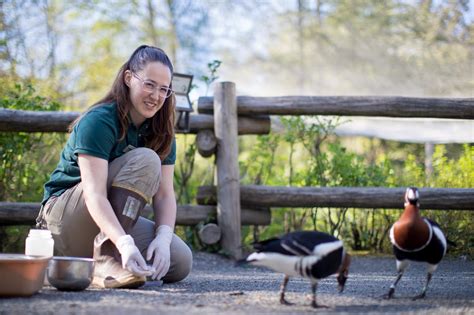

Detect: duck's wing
[252,237,293,255]
[280,231,341,256]
[423,218,441,229]
[423,217,448,252]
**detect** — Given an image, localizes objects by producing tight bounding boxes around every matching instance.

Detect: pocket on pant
[50,233,68,256]
[43,199,64,234]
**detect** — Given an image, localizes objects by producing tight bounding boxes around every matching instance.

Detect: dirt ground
[1,252,473,314]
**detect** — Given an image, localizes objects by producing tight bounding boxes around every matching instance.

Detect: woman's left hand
[146,225,173,280]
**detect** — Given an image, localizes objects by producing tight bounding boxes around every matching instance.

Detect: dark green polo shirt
[42,102,176,205]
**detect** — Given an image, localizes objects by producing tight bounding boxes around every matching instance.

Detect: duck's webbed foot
[279,275,293,306]
[280,297,294,306]
[411,292,426,300]
[382,288,395,299]
[412,272,432,300]
[311,301,328,308]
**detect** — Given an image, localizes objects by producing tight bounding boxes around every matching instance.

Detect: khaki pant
[38,148,192,283]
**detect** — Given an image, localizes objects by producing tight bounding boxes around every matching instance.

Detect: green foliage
[241,116,391,245]
[0,83,66,253]
[200,60,222,96]
[1,83,61,111]
[431,145,473,188]
[240,133,281,186]
[174,135,197,205]
[0,83,65,201]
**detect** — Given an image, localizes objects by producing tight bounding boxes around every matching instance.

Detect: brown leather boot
[92,187,148,289]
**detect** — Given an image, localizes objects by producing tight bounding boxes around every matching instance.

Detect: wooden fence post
[214,82,242,259]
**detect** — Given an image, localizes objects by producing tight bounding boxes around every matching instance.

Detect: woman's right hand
[116,234,152,276]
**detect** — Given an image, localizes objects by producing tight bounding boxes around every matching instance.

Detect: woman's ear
[124,70,132,87]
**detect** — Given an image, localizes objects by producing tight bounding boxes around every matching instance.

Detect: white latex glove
[116,234,152,277]
[146,225,173,280]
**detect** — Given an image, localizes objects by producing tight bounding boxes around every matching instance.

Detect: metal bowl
[47,256,95,291]
[0,253,51,297]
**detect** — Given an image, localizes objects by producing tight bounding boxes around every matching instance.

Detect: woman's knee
[128,147,161,177]
[110,148,162,199]
[164,238,193,283]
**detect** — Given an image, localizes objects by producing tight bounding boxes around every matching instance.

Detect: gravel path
[1,252,473,314]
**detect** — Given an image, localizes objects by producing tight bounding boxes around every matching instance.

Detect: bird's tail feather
[252,237,279,251]
[447,239,457,247]
[235,257,254,267]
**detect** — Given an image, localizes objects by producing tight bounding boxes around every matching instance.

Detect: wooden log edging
[197,186,474,210]
[0,202,271,226]
[0,109,271,135]
[198,96,474,119]
[196,129,217,157]
[197,223,221,245]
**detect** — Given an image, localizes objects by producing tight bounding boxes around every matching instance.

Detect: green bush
[0,83,66,253]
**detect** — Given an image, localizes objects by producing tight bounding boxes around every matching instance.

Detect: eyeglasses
[131,72,174,98]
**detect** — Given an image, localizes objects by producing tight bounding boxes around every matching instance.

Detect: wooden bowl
[0,253,51,297]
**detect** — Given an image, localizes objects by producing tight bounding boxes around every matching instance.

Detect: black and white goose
[243,230,351,308]
[385,187,447,300]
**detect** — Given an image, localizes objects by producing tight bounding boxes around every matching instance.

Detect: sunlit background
[2,1,473,103]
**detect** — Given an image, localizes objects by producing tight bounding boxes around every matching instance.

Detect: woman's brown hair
[70,45,175,160]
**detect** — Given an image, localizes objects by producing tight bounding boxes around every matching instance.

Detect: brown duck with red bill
[385,187,448,300]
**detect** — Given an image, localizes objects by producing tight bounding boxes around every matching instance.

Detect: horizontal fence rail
[198,96,474,119]
[0,109,270,135]
[0,202,271,226]
[197,186,474,210]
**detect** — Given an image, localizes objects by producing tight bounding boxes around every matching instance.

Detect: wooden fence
[198,95,474,118]
[0,108,270,134]
[196,186,474,210]
[197,87,474,258]
[0,202,271,226]
[1,86,473,258]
